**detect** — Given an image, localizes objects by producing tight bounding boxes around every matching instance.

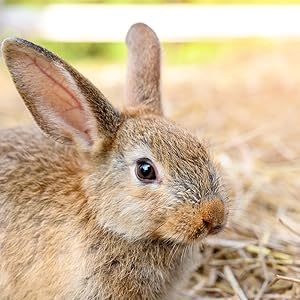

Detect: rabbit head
[2,23,228,245]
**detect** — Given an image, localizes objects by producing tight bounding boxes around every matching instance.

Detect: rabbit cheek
[95,197,152,240]
[94,186,161,241]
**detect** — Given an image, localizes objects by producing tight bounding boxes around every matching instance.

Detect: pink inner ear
[24,52,91,141]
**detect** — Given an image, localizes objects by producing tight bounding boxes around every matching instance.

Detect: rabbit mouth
[189,223,224,241]
[153,222,225,245]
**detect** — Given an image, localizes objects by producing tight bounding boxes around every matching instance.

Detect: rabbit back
[0,127,89,299]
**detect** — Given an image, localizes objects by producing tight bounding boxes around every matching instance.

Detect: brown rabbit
[0,23,228,299]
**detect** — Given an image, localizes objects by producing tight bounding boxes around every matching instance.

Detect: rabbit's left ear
[125,23,163,115]
[2,37,122,148]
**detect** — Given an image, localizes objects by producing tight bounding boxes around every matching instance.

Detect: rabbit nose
[199,198,225,234]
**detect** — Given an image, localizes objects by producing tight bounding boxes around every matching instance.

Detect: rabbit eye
[135,159,157,182]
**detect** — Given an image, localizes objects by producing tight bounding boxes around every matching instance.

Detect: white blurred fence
[2,5,300,41]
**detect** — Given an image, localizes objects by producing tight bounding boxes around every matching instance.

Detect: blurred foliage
[34,39,273,65]
[5,0,300,4]
[36,41,126,64]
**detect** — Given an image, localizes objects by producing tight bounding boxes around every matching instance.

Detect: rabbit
[0,23,229,300]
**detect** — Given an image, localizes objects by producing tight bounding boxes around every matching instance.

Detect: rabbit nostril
[202,220,223,235]
[202,219,212,231]
[213,225,222,231]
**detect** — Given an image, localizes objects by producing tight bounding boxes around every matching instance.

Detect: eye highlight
[135,158,157,183]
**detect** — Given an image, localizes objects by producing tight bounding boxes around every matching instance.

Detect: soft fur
[0,23,229,299]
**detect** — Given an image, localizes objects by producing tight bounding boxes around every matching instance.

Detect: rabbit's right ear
[1,38,122,149]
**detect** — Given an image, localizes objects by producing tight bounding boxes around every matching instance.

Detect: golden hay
[0,40,299,299]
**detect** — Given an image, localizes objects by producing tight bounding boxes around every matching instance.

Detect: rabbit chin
[153,224,210,245]
[159,228,212,245]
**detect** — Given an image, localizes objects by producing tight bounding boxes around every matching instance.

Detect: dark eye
[135,159,157,183]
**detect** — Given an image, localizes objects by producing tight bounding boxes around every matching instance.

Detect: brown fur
[0,23,229,299]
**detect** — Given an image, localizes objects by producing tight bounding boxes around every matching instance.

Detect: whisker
[147,219,169,238]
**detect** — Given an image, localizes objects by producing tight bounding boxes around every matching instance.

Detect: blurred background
[0,0,300,299]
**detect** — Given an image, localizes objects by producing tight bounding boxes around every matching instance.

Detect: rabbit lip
[191,228,207,240]
[187,223,225,243]
[209,224,224,235]
[192,223,222,238]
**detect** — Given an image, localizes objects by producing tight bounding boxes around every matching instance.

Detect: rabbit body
[0,23,228,299]
[0,126,199,300]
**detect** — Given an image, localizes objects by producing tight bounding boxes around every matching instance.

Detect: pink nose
[199,199,225,234]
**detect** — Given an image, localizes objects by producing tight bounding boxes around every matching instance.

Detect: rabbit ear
[125,23,162,115]
[2,37,122,148]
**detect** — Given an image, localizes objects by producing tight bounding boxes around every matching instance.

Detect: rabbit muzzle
[154,198,227,244]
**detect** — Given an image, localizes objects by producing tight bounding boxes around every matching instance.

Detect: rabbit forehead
[119,116,209,162]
